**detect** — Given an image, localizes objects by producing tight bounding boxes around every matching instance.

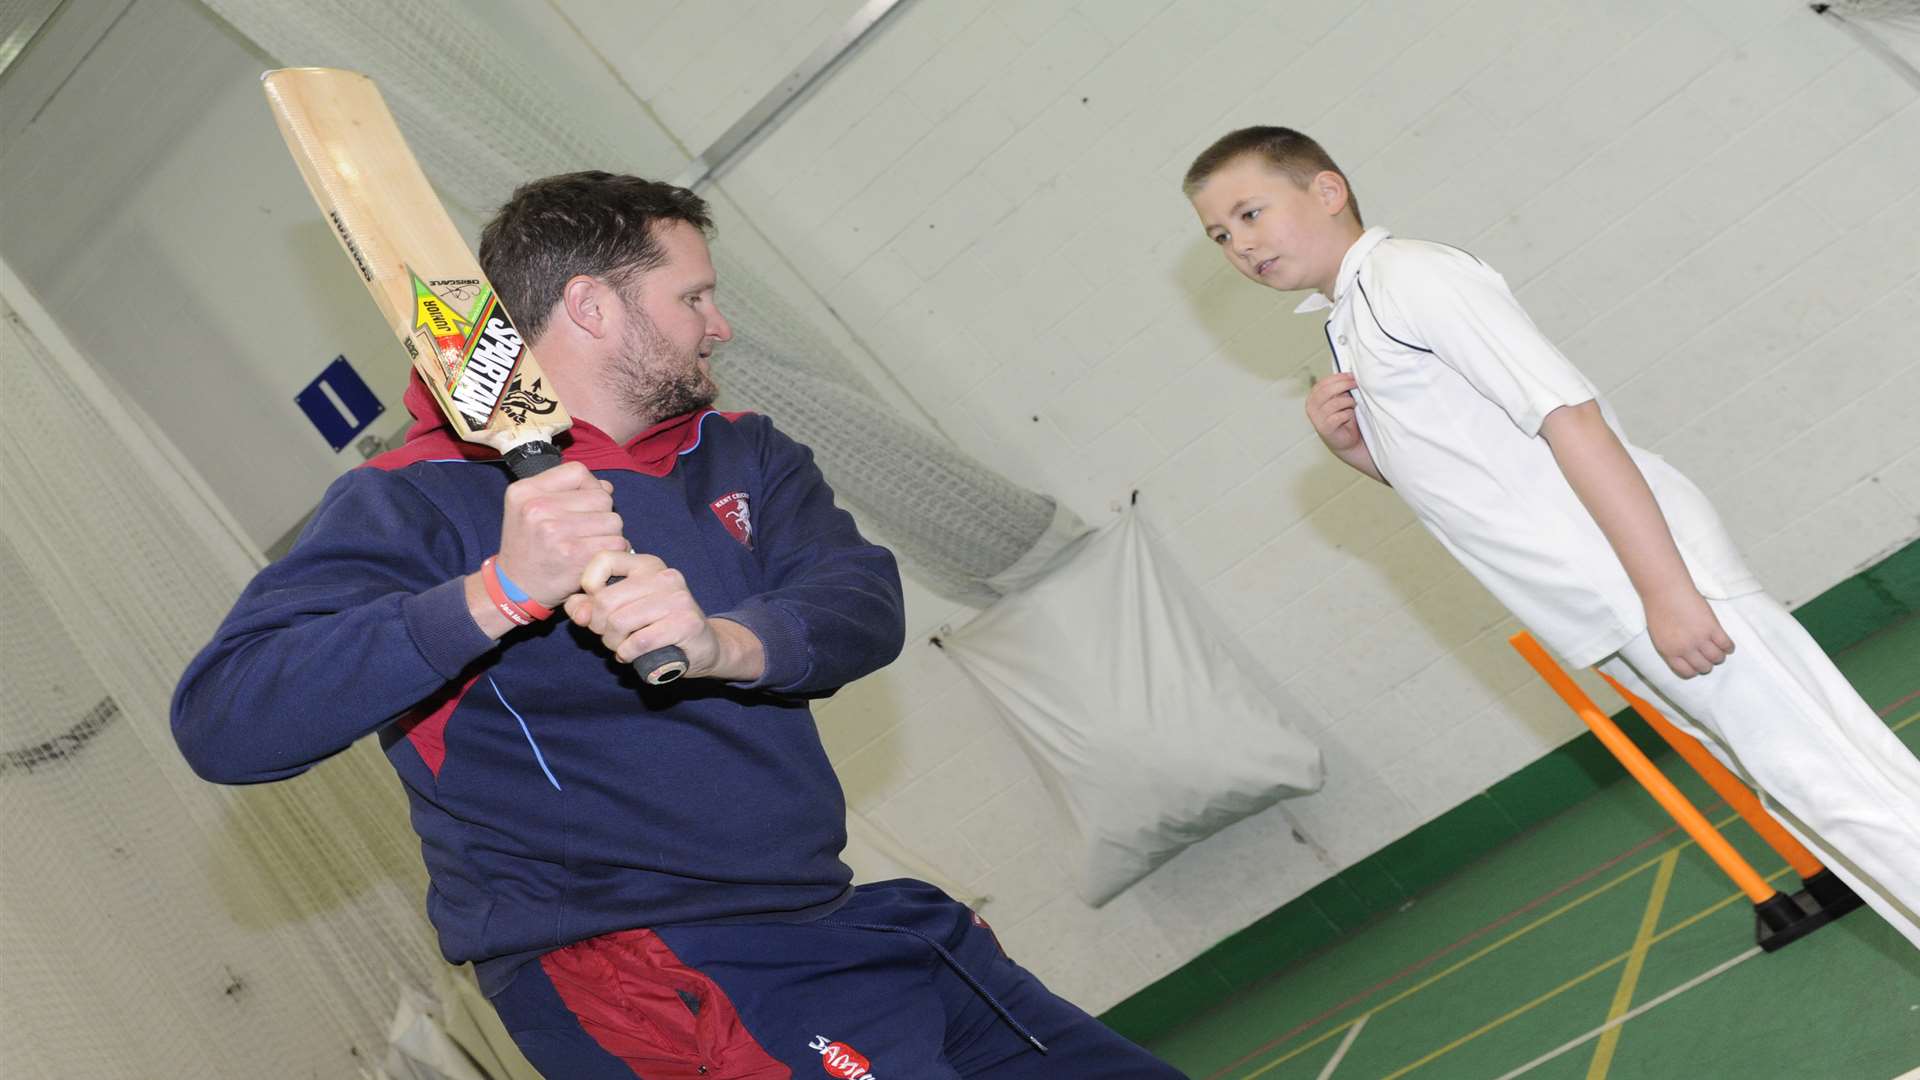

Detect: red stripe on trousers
[540,928,790,1079]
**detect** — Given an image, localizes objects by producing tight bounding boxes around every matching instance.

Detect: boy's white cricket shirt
[1297,227,1761,666]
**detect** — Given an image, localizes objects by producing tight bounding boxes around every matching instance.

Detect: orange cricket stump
[1509,632,1853,951]
[1598,669,1865,925]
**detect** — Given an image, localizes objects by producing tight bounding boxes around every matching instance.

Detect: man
[175,172,1183,1077]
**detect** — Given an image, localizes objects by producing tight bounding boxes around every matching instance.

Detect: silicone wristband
[492,558,532,603]
[488,558,552,619]
[480,558,534,627]
[480,557,551,625]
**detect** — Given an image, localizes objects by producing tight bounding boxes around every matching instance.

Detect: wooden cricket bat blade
[260,66,571,470]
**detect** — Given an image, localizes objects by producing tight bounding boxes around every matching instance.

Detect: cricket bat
[262,67,688,685]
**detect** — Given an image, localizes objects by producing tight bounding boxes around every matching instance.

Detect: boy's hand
[1644,588,1735,679]
[1304,372,1388,484]
[1307,373,1365,452]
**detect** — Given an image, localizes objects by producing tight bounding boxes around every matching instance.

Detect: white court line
[1493,946,1763,1080]
[1891,1066,1920,1080]
[1314,1014,1369,1080]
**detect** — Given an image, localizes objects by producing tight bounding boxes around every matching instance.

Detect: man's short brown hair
[1182,126,1362,227]
[479,171,714,340]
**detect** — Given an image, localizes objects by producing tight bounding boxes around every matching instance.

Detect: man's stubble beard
[605,302,717,429]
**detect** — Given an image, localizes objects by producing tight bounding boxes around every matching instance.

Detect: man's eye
[1242,208,1260,222]
[1211,233,1228,245]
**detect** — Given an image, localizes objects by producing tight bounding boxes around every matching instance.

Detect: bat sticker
[407,269,528,431]
[499,375,559,425]
[410,269,478,386]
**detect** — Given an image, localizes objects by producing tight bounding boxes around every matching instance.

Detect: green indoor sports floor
[1148,615,1920,1080]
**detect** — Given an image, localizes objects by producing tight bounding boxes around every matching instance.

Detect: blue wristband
[492,557,532,604]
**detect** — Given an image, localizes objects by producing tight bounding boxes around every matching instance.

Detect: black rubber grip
[633,645,690,685]
[501,439,564,479]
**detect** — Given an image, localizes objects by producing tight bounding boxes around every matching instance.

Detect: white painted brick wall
[587,0,1920,1013]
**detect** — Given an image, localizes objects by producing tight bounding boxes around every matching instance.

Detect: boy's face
[1190,156,1356,296]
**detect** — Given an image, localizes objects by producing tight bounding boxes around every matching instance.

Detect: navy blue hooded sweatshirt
[172,380,905,993]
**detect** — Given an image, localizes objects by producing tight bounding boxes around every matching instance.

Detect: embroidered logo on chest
[807,1035,877,1078]
[709,491,753,548]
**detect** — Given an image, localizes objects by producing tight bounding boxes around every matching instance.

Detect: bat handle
[502,439,564,478]
[609,562,689,684]
[633,646,690,685]
[500,441,690,685]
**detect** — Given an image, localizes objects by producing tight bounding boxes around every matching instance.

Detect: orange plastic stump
[1508,632,1861,951]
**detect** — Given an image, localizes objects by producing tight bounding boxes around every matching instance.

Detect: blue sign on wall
[295,355,385,452]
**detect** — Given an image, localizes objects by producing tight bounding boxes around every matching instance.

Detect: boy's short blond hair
[1182,126,1363,227]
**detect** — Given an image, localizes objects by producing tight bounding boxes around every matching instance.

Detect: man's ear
[559,275,614,339]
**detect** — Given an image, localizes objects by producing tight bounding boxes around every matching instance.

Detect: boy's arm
[1376,247,1731,678]
[1306,372,1388,485]
[1540,401,1733,679]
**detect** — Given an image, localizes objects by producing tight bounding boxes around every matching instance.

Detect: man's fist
[496,462,629,607]
[566,550,722,673]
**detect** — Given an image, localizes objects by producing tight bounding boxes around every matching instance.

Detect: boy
[1184,126,1920,947]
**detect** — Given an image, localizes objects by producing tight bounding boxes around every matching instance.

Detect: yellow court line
[1242,816,1758,1079]
[1892,708,1920,733]
[1376,943,1632,1080]
[1586,849,1680,1079]
[1363,865,1795,1080]
[1241,855,1664,1078]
